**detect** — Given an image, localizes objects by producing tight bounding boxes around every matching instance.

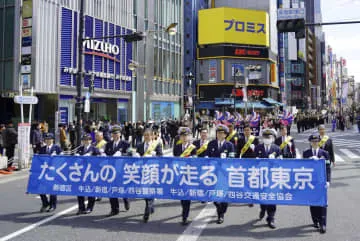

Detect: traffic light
[277,18,305,39]
[123,32,145,42]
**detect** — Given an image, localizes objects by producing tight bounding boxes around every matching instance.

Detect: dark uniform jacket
[39,144,62,155]
[319,136,335,164]
[105,140,130,156]
[76,145,100,156]
[226,131,240,150]
[136,141,163,157]
[192,139,209,157]
[173,143,197,157]
[254,144,280,158]
[207,139,234,158]
[303,148,331,182]
[237,136,259,158]
[275,136,296,158]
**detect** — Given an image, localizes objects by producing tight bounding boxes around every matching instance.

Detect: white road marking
[339,149,359,159]
[0,174,28,185]
[0,204,79,241]
[176,204,216,241]
[335,153,346,163]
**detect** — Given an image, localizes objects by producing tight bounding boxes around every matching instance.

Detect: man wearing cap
[275,125,296,158]
[75,134,100,215]
[226,122,240,153]
[104,125,131,216]
[254,129,280,229]
[303,134,330,234]
[135,128,163,222]
[237,123,259,159]
[318,125,335,167]
[38,133,62,212]
[207,124,235,224]
[173,127,197,225]
[193,128,209,157]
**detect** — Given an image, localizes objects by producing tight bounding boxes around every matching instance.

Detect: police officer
[318,125,335,167]
[75,134,100,215]
[207,124,235,224]
[104,125,131,216]
[193,127,209,157]
[303,134,330,234]
[254,129,280,229]
[39,133,62,212]
[135,128,163,223]
[173,127,197,225]
[275,125,296,158]
[237,123,259,159]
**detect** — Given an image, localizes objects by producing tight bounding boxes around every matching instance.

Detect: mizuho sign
[83,38,120,56]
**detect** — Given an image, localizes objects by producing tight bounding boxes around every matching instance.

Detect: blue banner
[27,155,327,206]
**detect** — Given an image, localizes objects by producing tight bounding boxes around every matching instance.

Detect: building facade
[0,0,183,126]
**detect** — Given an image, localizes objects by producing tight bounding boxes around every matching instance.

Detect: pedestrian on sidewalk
[2,120,17,168]
[356,113,360,133]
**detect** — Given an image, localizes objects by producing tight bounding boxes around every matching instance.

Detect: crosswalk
[295,148,360,162]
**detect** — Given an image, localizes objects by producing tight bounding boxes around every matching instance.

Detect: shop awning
[235,101,273,109]
[263,98,285,106]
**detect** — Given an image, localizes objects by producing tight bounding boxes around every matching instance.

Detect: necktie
[313,149,316,157]
[47,146,50,154]
[218,142,222,150]
[113,141,117,150]
[266,146,269,154]
[145,143,148,152]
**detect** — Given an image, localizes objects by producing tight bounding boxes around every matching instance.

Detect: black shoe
[76,210,87,215]
[216,217,224,224]
[85,208,93,214]
[107,210,119,217]
[181,218,190,226]
[268,221,276,229]
[47,206,56,212]
[95,198,102,201]
[150,207,155,214]
[312,222,319,229]
[259,211,265,220]
[248,204,254,208]
[40,205,49,213]
[320,225,326,234]
[143,214,149,223]
[124,200,130,211]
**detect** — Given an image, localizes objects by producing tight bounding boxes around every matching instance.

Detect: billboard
[198,7,269,47]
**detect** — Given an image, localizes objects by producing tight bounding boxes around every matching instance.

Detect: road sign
[277,8,305,20]
[14,95,38,104]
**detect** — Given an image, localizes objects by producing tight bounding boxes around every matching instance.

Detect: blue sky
[321,0,360,82]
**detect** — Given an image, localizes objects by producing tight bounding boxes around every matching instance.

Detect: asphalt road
[0,125,359,241]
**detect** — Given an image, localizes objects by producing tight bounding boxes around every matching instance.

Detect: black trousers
[310,206,327,226]
[144,198,154,215]
[77,196,95,211]
[40,194,57,208]
[214,202,228,218]
[109,198,129,212]
[181,200,191,219]
[260,204,276,222]
[6,145,15,167]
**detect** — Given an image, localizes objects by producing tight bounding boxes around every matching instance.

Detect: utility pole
[75,0,85,147]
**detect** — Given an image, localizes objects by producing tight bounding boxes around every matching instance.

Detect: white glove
[151,151,156,157]
[220,153,226,159]
[113,151,122,157]
[310,156,319,160]
[51,152,56,156]
[204,156,209,158]
[75,153,80,156]
[279,155,283,159]
[84,153,91,156]
[133,153,141,158]
[101,153,107,157]
[268,154,275,159]
[326,182,330,188]
[250,144,255,151]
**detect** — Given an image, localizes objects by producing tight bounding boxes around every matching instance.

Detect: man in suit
[135,128,163,222]
[104,126,131,216]
[75,134,100,215]
[254,129,280,229]
[192,127,209,157]
[207,124,235,224]
[226,122,240,155]
[275,125,296,158]
[237,123,259,159]
[303,134,330,234]
[318,125,335,168]
[173,127,197,225]
[39,133,62,212]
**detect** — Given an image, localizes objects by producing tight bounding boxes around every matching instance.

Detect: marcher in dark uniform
[303,134,330,234]
[318,125,335,168]
[192,127,209,157]
[225,122,240,156]
[173,127,197,225]
[104,126,131,216]
[75,134,100,215]
[237,123,259,158]
[207,124,235,224]
[275,125,296,158]
[39,133,62,212]
[135,128,163,222]
[254,129,280,229]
